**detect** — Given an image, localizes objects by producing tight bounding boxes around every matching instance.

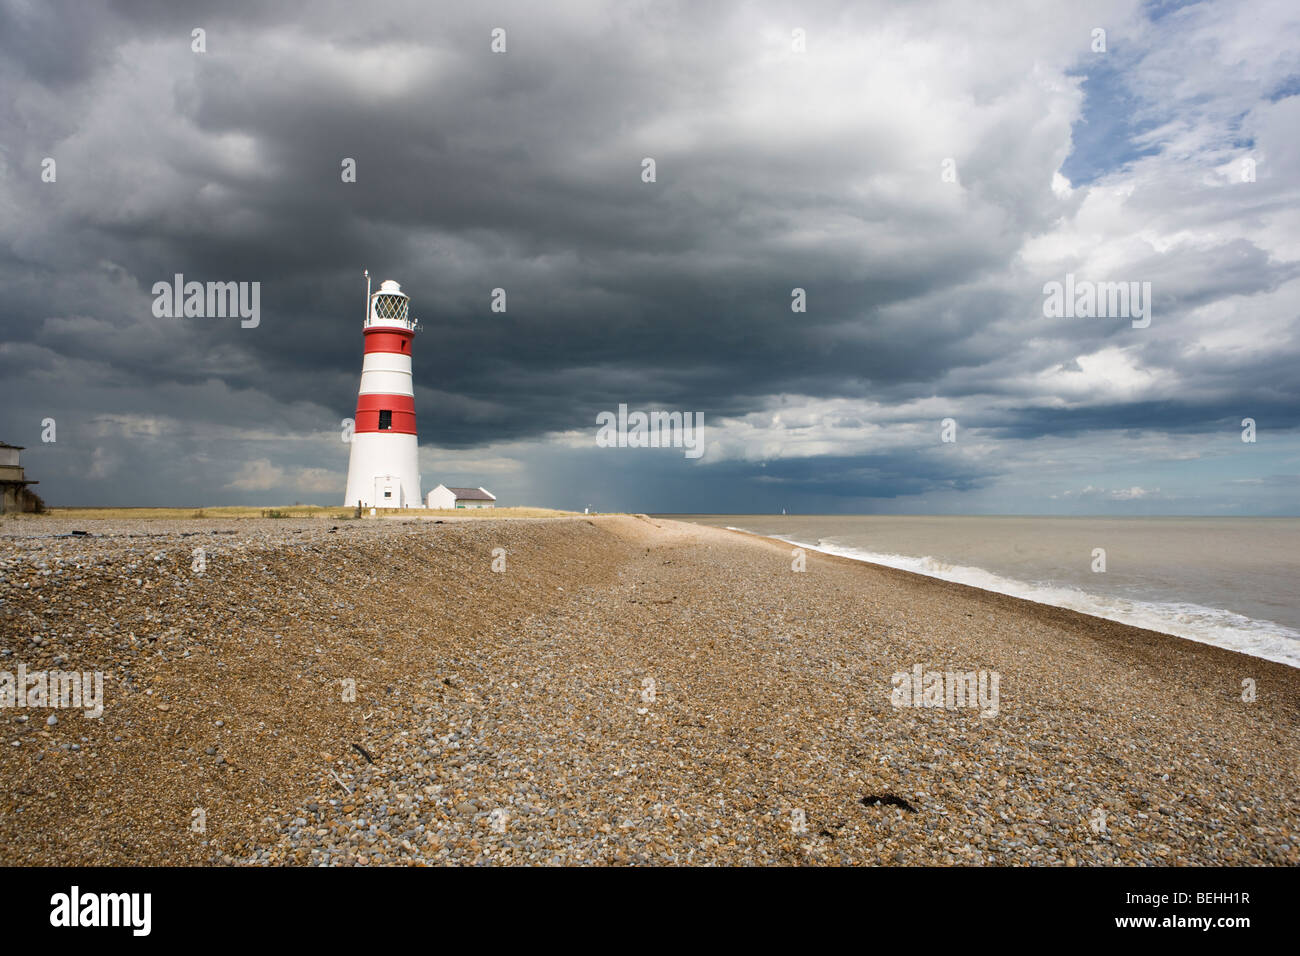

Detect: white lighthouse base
[343,433,422,508]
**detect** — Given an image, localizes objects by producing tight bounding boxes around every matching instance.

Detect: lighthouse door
[375,476,401,508]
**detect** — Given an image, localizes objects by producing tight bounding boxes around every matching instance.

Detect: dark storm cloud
[1,0,1298,511]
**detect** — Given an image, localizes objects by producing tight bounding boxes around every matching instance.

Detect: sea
[660,515,1300,669]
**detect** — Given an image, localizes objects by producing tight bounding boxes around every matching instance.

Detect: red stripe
[354,394,417,434]
[364,329,414,354]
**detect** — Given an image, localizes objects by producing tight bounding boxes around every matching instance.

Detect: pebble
[1,513,1295,868]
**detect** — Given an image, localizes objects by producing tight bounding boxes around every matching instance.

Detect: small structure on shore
[426,485,496,509]
[0,442,42,513]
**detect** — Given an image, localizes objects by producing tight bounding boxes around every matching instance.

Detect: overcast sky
[2,0,1298,514]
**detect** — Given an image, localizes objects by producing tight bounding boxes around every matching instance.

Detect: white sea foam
[731,528,1300,669]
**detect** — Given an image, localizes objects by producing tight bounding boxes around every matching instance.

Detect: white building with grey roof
[426,485,496,509]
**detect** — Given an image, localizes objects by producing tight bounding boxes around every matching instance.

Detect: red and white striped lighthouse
[343,275,423,508]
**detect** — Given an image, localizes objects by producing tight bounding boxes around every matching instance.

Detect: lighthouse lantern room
[343,274,423,509]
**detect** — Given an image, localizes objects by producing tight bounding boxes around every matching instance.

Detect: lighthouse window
[378,409,392,430]
[373,294,409,323]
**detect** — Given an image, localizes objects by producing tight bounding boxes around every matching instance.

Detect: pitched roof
[446,486,495,500]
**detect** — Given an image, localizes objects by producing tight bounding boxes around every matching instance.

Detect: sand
[0,513,1295,865]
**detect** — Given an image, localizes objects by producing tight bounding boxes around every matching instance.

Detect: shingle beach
[1,514,1295,865]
